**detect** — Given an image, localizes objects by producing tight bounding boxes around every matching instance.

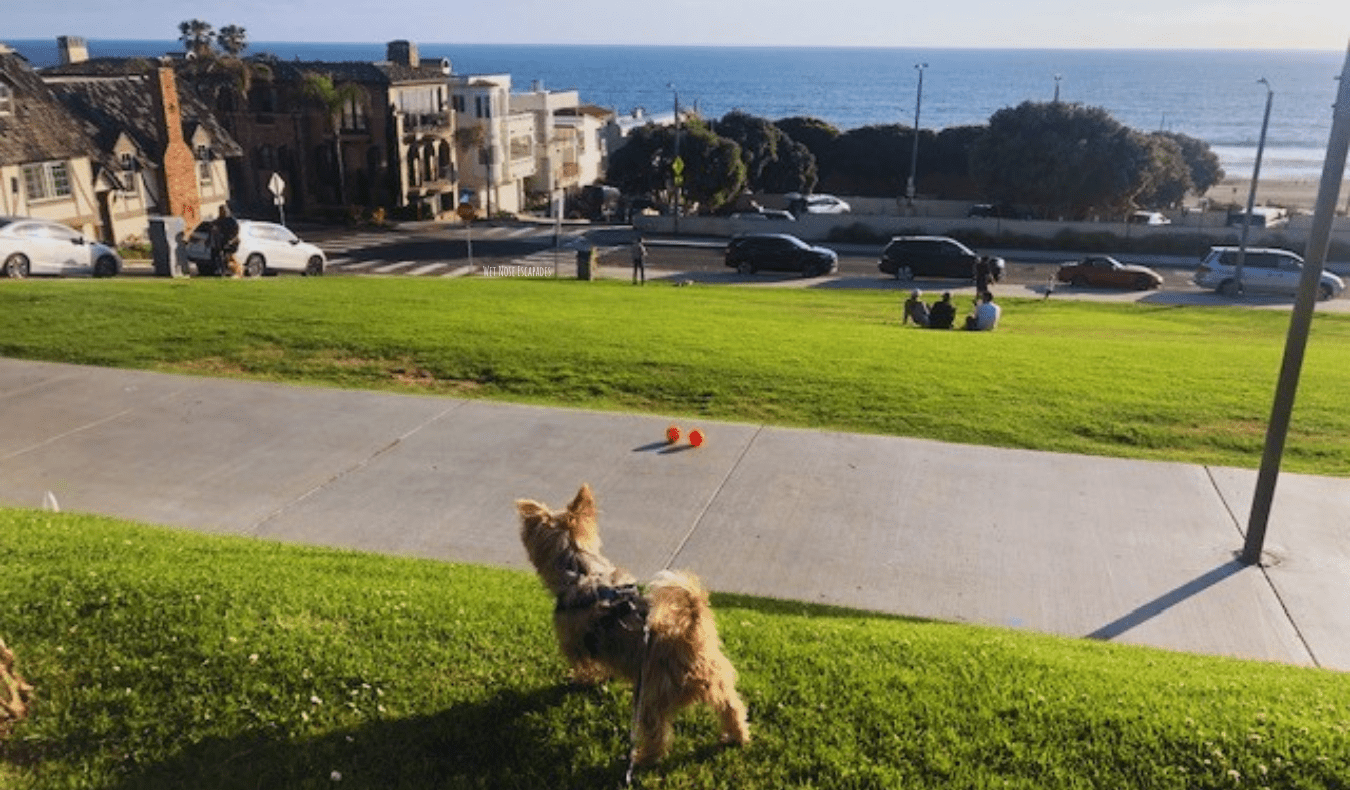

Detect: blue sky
[7,0,1350,50]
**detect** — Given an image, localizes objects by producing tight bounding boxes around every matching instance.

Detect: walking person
[631,235,647,285]
[973,256,992,298]
[210,205,240,277]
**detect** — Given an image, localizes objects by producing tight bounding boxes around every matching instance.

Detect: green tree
[680,118,747,211]
[1136,133,1194,209]
[178,20,214,58]
[970,101,1152,219]
[216,25,248,57]
[606,120,746,213]
[716,110,816,194]
[774,117,841,164]
[1155,130,1225,195]
[303,72,366,206]
[820,124,917,196]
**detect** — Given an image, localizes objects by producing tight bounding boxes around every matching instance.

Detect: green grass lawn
[3,275,1350,474]
[2,510,1349,790]
[4,276,1350,787]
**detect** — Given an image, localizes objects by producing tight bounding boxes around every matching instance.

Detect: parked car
[1129,211,1171,225]
[724,233,838,277]
[785,193,851,215]
[186,219,326,276]
[878,235,1005,282]
[0,216,122,278]
[1193,246,1343,300]
[967,203,1031,220]
[1056,255,1163,290]
[729,209,796,222]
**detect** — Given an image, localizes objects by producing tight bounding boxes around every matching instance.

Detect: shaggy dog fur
[516,484,750,765]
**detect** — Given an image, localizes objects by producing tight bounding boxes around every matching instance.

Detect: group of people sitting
[903,288,1001,331]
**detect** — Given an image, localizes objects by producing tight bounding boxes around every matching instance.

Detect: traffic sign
[268,172,285,198]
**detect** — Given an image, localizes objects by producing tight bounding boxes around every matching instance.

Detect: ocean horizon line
[8,38,1345,55]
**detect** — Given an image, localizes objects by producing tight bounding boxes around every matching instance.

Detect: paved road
[293,223,1291,304]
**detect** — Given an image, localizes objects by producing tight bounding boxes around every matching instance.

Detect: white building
[511,82,613,211]
[449,74,535,216]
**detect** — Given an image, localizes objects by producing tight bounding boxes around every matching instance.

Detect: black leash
[624,620,652,787]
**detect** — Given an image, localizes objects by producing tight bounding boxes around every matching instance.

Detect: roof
[44,72,242,166]
[0,50,100,164]
[265,58,452,86]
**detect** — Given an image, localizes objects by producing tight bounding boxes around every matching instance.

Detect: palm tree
[216,25,248,57]
[178,19,215,59]
[302,72,366,207]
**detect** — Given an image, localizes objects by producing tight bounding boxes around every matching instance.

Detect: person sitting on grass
[964,290,1001,331]
[902,289,930,327]
[928,292,956,329]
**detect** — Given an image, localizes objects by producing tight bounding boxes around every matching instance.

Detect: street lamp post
[1234,78,1274,295]
[1053,74,1062,102]
[668,83,682,234]
[906,63,927,203]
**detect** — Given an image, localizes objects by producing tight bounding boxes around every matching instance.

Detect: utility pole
[906,63,927,204]
[669,83,682,235]
[1234,78,1274,295]
[1242,42,1350,564]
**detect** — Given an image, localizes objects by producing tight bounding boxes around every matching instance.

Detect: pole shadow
[1086,557,1247,642]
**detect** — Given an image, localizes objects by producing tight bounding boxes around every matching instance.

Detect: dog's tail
[645,570,712,638]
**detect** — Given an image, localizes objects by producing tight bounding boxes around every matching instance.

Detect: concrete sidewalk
[2,357,1349,671]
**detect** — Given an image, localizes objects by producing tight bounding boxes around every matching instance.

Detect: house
[510,81,613,212]
[0,42,105,237]
[194,40,459,220]
[450,73,537,216]
[40,37,242,244]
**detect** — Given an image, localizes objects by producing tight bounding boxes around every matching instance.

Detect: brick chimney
[150,67,201,227]
[387,40,419,68]
[57,36,89,65]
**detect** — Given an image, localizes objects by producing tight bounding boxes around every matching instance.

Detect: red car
[1056,255,1163,290]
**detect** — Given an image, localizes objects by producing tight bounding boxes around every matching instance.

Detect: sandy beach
[1204,176,1349,214]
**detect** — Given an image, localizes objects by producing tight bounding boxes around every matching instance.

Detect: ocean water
[9,39,1347,181]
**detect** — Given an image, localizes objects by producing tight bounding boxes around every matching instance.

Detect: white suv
[1193,246,1343,300]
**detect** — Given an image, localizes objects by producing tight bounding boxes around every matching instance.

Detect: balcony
[402,111,452,136]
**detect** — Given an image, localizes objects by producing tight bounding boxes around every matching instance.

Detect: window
[0,83,12,116]
[340,95,367,132]
[196,146,213,186]
[475,94,492,119]
[21,161,72,202]
[451,94,465,113]
[119,152,138,195]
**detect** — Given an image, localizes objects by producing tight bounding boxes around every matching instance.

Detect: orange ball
[666,425,681,443]
[688,429,705,447]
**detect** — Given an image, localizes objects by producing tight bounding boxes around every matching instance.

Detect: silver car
[1193,246,1343,300]
[186,219,326,277]
[0,216,122,278]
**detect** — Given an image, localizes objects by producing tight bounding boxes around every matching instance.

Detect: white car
[187,219,326,276]
[804,194,851,214]
[0,216,123,278]
[1193,246,1343,300]
[785,193,852,215]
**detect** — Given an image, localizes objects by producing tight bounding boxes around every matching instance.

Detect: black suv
[725,233,838,277]
[878,235,1005,282]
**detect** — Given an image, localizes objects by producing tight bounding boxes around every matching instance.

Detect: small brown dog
[516,484,750,765]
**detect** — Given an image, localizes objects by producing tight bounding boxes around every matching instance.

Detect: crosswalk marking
[407,262,445,276]
[314,225,615,277]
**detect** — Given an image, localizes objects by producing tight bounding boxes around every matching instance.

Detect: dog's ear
[516,499,550,522]
[567,484,596,522]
